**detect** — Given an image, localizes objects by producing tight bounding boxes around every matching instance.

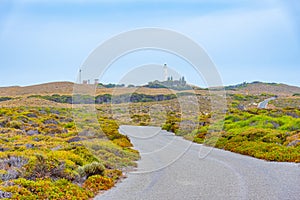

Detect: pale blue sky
[0,0,299,87]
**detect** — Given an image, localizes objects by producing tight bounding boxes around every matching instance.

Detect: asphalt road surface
[96,125,299,200]
[258,97,277,109]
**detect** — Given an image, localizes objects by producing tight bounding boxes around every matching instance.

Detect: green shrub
[104,169,122,181]
[82,175,114,194]
[9,178,93,199]
[78,162,105,178]
[113,137,133,148]
[6,120,23,129]
[25,154,69,180]
[194,108,300,162]
[0,106,139,198]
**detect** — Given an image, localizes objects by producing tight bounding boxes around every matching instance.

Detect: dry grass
[4,81,299,97]
[0,82,75,97]
[0,81,208,97]
[1,81,299,98]
[0,98,72,108]
[227,83,300,96]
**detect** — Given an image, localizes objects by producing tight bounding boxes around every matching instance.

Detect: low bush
[78,162,105,178]
[6,178,93,199]
[0,106,139,198]
[193,108,300,162]
[82,175,114,195]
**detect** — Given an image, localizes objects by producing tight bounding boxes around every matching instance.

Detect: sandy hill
[0,97,72,108]
[225,82,300,96]
[0,82,75,96]
[0,82,200,97]
[0,81,299,97]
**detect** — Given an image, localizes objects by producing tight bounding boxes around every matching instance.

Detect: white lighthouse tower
[163,63,168,81]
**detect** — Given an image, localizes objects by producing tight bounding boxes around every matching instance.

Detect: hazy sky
[0,0,300,87]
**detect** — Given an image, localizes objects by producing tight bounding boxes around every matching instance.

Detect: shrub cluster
[0,107,139,199]
[193,108,300,162]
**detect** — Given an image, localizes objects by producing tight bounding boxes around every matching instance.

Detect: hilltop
[0,82,75,97]
[0,81,200,97]
[0,81,299,98]
[225,81,300,96]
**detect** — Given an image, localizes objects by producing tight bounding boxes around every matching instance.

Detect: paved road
[258,97,277,109]
[96,125,299,200]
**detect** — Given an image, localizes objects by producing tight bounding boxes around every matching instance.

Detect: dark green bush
[78,162,105,178]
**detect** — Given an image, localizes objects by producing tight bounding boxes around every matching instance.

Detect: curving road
[258,97,277,109]
[96,125,299,200]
